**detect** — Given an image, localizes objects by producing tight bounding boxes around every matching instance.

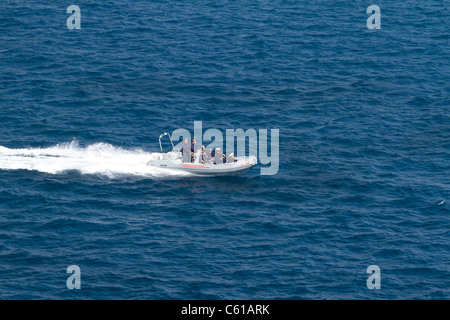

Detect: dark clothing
[190,142,197,163]
[201,152,208,164]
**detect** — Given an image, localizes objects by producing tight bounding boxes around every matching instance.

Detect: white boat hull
[147,155,257,176]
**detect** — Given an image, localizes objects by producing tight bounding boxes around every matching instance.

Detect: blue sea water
[0,0,449,299]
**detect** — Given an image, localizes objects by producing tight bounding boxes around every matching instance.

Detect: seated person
[200,146,210,164]
[226,153,236,163]
[207,148,213,161]
[213,148,224,164]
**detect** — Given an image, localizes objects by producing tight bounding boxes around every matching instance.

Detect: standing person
[190,137,197,163]
[181,138,190,162]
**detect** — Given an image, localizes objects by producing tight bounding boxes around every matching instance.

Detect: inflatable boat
[146,132,257,176]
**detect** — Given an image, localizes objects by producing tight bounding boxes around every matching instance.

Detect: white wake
[0,141,190,179]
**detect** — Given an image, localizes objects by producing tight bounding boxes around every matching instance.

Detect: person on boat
[190,137,197,163]
[213,148,224,164]
[204,148,214,164]
[207,148,213,160]
[200,146,209,164]
[180,138,190,162]
[226,153,236,162]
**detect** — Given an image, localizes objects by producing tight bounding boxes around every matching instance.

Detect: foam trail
[0,141,191,179]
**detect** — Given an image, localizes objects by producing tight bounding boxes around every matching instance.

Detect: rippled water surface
[0,0,449,299]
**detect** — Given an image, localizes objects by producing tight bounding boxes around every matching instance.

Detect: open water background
[0,0,449,299]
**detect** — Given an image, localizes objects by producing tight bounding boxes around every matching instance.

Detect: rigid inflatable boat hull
[147,156,257,176]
